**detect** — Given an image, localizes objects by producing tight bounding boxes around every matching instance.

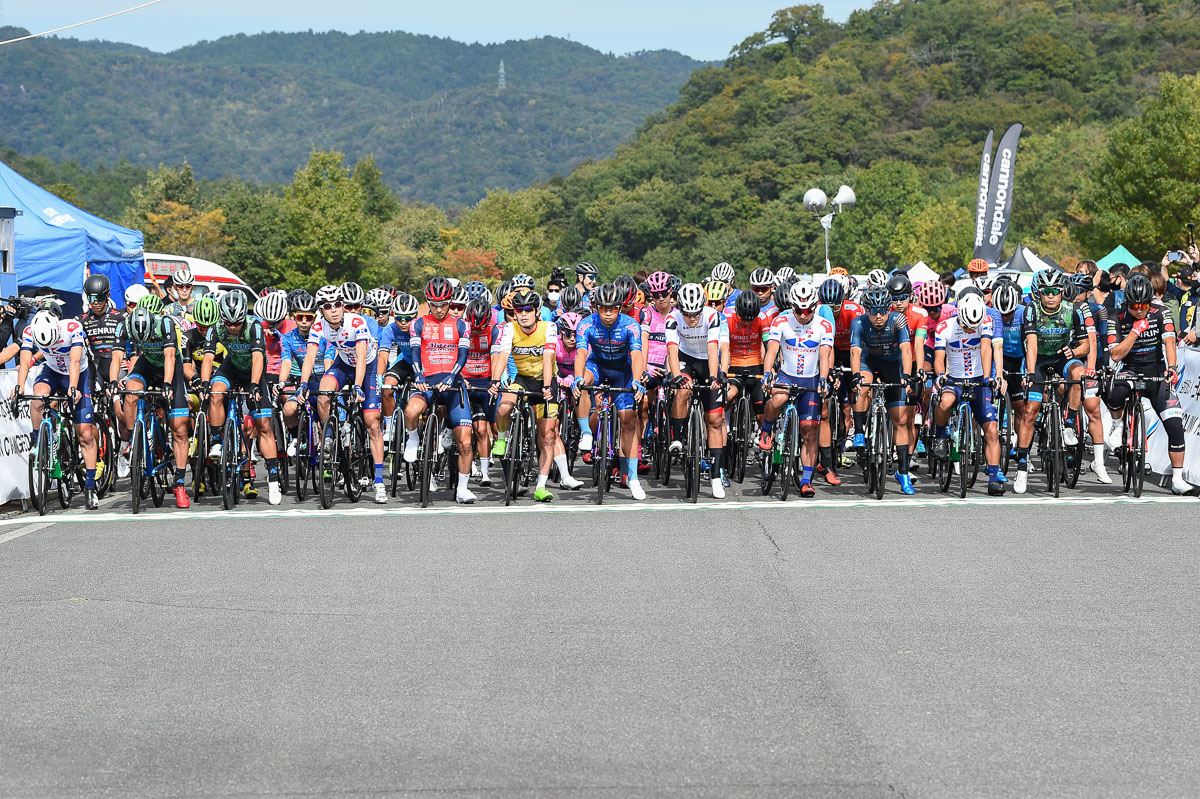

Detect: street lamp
[804,184,856,273]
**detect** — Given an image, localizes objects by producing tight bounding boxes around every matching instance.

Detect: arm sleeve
[248,321,265,354]
[409,319,424,376]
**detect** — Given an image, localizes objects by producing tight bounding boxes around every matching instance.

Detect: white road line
[0,494,1193,527]
[0,522,54,544]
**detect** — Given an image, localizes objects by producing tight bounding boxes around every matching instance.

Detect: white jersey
[767,311,833,378]
[934,315,994,379]
[308,312,378,367]
[21,318,90,375]
[665,306,723,360]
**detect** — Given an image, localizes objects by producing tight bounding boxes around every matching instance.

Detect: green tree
[143,201,231,263]
[120,163,199,233]
[353,155,400,221]
[213,184,289,290]
[46,183,81,206]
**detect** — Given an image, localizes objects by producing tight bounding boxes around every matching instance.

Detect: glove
[1166,366,1180,386]
[761,371,775,389]
[934,374,949,391]
[249,384,262,403]
[1083,368,1097,379]
[295,383,309,401]
[632,380,646,396]
[1058,345,1074,359]
[913,368,927,385]
[985,377,998,391]
[354,386,367,404]
[818,377,831,397]
[542,385,553,402]
[67,385,81,404]
[1131,318,1151,337]
[161,385,173,403]
[674,374,690,389]
[907,374,923,394]
[199,380,211,396]
[850,373,864,390]
[560,375,574,389]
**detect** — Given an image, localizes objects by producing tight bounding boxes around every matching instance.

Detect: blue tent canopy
[0,158,144,306]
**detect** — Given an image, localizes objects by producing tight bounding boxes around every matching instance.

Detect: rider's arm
[934,349,947,377]
[162,340,176,387]
[1023,331,1039,375]
[1108,326,1141,362]
[819,343,832,381]
[762,341,779,378]
[448,320,469,378]
[298,342,317,385]
[541,328,556,390]
[68,341,82,395]
[1163,316,1178,370]
[248,321,265,385]
[980,323,994,382]
[353,339,367,387]
[15,346,32,389]
[408,320,425,383]
[850,345,862,375]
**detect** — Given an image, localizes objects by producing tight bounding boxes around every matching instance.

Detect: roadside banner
[977,123,1022,264]
[972,128,994,259]
[1145,344,1200,484]
[0,369,33,502]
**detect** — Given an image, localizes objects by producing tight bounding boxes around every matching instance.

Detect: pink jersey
[263,318,297,375]
[555,336,576,380]
[638,304,668,367]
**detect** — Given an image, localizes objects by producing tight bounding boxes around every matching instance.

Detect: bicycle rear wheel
[344,412,367,502]
[389,410,404,497]
[594,411,609,505]
[419,413,437,508]
[220,417,238,510]
[1045,406,1061,498]
[150,422,167,508]
[657,400,673,486]
[779,411,796,501]
[503,405,522,506]
[1130,401,1146,498]
[957,409,972,499]
[272,408,290,494]
[130,421,145,514]
[1064,412,1083,489]
[997,391,1012,476]
[870,406,887,500]
[191,413,209,502]
[318,414,337,509]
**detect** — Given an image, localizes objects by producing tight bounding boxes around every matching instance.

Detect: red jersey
[412,314,469,374]
[899,304,929,362]
[464,324,501,381]
[832,301,865,351]
[724,311,768,368]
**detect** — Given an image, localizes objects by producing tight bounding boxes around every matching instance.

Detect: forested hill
[0,28,706,205]
[525,0,1200,277]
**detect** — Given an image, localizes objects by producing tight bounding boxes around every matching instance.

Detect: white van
[143,253,256,302]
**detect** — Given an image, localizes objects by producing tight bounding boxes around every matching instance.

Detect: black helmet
[83,274,110,302]
[1072,272,1094,294]
[594,283,622,308]
[466,297,492,328]
[773,278,797,311]
[1124,273,1154,305]
[613,274,636,305]
[559,285,582,313]
[734,287,761,321]
[510,289,541,310]
[887,273,912,299]
[496,280,513,304]
[290,290,316,314]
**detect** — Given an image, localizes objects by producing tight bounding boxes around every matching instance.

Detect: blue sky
[3,1,872,60]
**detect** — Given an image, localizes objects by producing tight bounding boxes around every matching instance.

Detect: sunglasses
[294,313,316,323]
[428,301,448,309]
[320,301,343,310]
[87,295,108,304]
[514,305,536,313]
[396,315,416,324]
[1039,288,1062,296]
[450,303,467,311]
[361,308,377,317]
[126,303,138,310]
[1128,302,1150,312]
[649,290,671,299]
[891,294,910,303]
[868,307,890,315]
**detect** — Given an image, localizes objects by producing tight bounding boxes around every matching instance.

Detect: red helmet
[424,276,453,303]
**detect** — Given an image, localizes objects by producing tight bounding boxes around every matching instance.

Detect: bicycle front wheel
[221,418,238,511]
[419,413,438,508]
[319,414,338,509]
[295,408,310,502]
[686,407,703,503]
[1131,400,1146,498]
[871,406,887,500]
[150,422,167,508]
[594,411,609,506]
[130,421,145,514]
[780,411,797,501]
[1045,407,1061,498]
[344,413,367,502]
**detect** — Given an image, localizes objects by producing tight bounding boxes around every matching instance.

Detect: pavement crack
[740,508,785,562]
[7,597,360,618]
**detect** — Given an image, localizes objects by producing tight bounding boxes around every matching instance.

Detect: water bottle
[950,434,960,463]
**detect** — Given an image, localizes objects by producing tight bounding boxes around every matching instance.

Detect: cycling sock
[265,458,279,480]
[624,457,638,481]
[708,448,723,476]
[85,468,96,490]
[853,411,867,433]
[552,453,571,477]
[986,465,1000,481]
[537,473,548,489]
[896,445,911,474]
[936,425,949,438]
[801,465,814,484]
[406,430,419,445]
[174,467,186,486]
[457,472,470,493]
[577,416,589,436]
[1016,445,1030,467]
[819,446,833,469]
[1065,408,1079,426]
[760,419,774,434]
[480,456,491,476]
[212,428,223,444]
[671,417,685,441]
[374,463,384,484]
[1093,444,1105,463]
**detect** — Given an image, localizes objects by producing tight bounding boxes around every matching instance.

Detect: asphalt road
[0,479,1196,797]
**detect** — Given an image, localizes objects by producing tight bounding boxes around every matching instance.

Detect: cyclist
[1013,269,1095,494]
[295,284,386,504]
[378,293,419,442]
[748,268,777,318]
[712,262,739,311]
[574,262,599,311]
[818,275,863,478]
[114,306,192,508]
[573,282,647,500]
[278,291,328,452]
[888,273,929,466]
[462,297,502,487]
[13,310,100,510]
[759,281,833,498]
[80,274,125,397]
[991,279,1029,472]
[400,277,475,504]
[638,272,673,468]
[164,266,196,322]
[201,291,283,505]
[493,290,583,500]
[1105,273,1193,494]
[724,287,768,427]
[932,293,1004,496]
[256,290,295,395]
[449,283,470,320]
[666,282,727,498]
[850,286,916,494]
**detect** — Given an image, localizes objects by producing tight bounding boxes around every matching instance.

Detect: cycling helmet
[575,261,598,277]
[173,266,194,286]
[29,311,60,348]
[973,273,997,292]
[613,274,637,305]
[734,287,761,321]
[647,271,671,295]
[829,266,849,277]
[447,277,461,289]
[774,267,796,285]
[258,285,277,298]
[594,283,623,308]
[392,292,419,318]
[465,280,488,300]
[967,257,990,275]
[466,297,492,328]
[991,281,1021,315]
[137,293,164,315]
[774,278,797,311]
[315,284,341,306]
[219,290,248,324]
[511,273,535,290]
[125,306,158,345]
[668,275,683,295]
[1033,268,1066,294]
[379,284,398,298]
[676,283,706,315]
[193,296,220,327]
[957,285,984,303]
[862,286,892,313]
[956,293,987,329]
[706,280,730,303]
[36,297,64,320]
[1124,273,1154,305]
[496,280,513,304]
[340,281,365,307]
[510,289,541,311]
[748,267,775,287]
[559,285,583,313]
[866,268,889,288]
[366,287,392,312]
[450,284,470,306]
[254,291,288,324]
[711,262,735,283]
[915,280,947,308]
[286,288,306,307]
[818,277,845,306]
[700,276,712,287]
[1072,272,1094,294]
[557,311,583,334]
[289,290,316,314]
[789,281,819,311]
[124,284,150,307]
[84,274,110,302]
[424,276,453,303]
[887,273,912,299]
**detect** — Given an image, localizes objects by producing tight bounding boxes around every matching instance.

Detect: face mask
[546,291,560,303]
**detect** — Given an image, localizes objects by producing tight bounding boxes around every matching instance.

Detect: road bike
[118,388,176,513]
[760,383,812,502]
[580,382,636,506]
[936,380,986,499]
[314,386,371,509]
[15,393,83,515]
[1107,372,1168,498]
[859,379,908,500]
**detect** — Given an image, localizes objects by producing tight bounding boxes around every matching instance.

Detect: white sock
[458,472,470,491]
[553,453,570,477]
[480,456,490,476]
[1093,444,1105,463]
[1174,467,1186,482]
[406,430,418,444]
[537,474,548,489]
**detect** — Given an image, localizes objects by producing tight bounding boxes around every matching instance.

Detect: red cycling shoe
[174,486,191,509]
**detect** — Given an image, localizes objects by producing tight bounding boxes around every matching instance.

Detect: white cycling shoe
[629,480,646,501]
[1013,469,1028,495]
[1062,426,1078,446]
[1090,459,1112,484]
[403,435,419,463]
[578,433,593,452]
[208,443,222,458]
[1171,474,1195,495]
[374,483,388,504]
[711,478,725,499]
[669,440,682,454]
[267,481,282,506]
[559,473,583,490]
[456,487,477,504]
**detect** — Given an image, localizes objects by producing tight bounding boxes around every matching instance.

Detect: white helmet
[315,285,341,306]
[29,311,60,348]
[173,266,195,286]
[957,293,988,329]
[125,284,150,307]
[748,267,774,287]
[774,266,796,285]
[254,291,289,324]
[789,281,818,311]
[711,262,735,283]
[676,282,706,315]
[867,268,889,288]
[973,274,996,292]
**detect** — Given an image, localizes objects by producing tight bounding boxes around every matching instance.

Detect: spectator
[1177,264,1199,339]
[1075,259,1098,277]
[938,269,957,289]
[1149,270,1181,329]
[1107,262,1130,315]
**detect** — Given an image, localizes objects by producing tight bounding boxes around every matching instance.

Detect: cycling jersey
[1108,307,1173,376]
[1000,306,1026,360]
[767,311,834,378]
[724,312,768,368]
[308,312,378,368]
[279,327,326,378]
[205,319,265,373]
[463,323,503,383]
[1021,302,1090,356]
[638,305,669,367]
[664,307,722,361]
[378,322,414,369]
[121,314,183,370]
[182,326,225,370]
[80,308,124,360]
[849,312,910,362]
[934,315,994,379]
[577,312,642,366]
[498,320,557,379]
[829,301,865,351]
[262,319,297,375]
[164,299,194,324]
[409,315,469,378]
[555,336,576,380]
[898,305,929,364]
[21,318,89,375]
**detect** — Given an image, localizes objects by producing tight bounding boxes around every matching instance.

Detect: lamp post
[803,185,856,274]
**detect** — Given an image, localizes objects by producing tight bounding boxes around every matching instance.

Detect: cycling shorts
[860,356,906,409]
[583,361,636,412]
[1003,355,1026,403]
[1104,372,1185,453]
[941,377,997,425]
[211,361,270,420]
[413,372,471,428]
[465,378,497,424]
[126,360,189,419]
[833,349,853,405]
[678,351,724,413]
[1027,355,1082,404]
[772,373,822,423]
[324,357,381,413]
[729,365,765,412]
[385,359,416,385]
[507,373,558,420]
[34,366,94,425]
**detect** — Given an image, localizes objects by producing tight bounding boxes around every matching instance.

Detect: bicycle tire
[149,422,167,508]
[657,400,673,486]
[595,410,609,505]
[95,415,115,499]
[190,413,209,502]
[272,408,290,494]
[419,413,437,508]
[221,416,237,510]
[389,411,403,497]
[1046,404,1061,498]
[345,412,366,502]
[319,414,338,509]
[29,422,49,515]
[997,391,1012,476]
[503,403,522,506]
[56,423,73,510]
[736,394,752,484]
[871,405,887,500]
[686,406,703,503]
[295,407,310,502]
[778,410,793,501]
[1131,401,1146,498]
[1064,412,1082,489]
[957,407,971,499]
[521,406,537,489]
[760,430,777,496]
[130,420,145,514]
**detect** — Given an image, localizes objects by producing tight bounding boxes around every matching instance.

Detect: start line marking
[0,494,1195,531]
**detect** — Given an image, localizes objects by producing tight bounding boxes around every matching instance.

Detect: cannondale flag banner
[972,129,994,259]
[976,123,1022,264]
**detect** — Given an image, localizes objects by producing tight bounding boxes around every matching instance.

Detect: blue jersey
[1001,305,1025,360]
[578,312,642,368]
[280,327,327,378]
[723,288,742,313]
[849,312,910,362]
[378,322,413,369]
